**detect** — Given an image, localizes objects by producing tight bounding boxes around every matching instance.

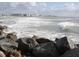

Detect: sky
[0,2,79,17]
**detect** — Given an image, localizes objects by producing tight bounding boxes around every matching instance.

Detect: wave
[57,22,79,30]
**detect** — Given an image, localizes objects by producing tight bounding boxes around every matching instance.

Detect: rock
[5,50,21,57]
[0,50,6,57]
[0,25,18,53]
[16,37,39,56]
[32,41,60,57]
[32,35,52,44]
[0,30,2,35]
[75,44,79,48]
[36,38,52,44]
[6,32,17,42]
[0,25,7,31]
[0,25,8,39]
[0,38,18,52]
[62,48,79,57]
[55,36,70,55]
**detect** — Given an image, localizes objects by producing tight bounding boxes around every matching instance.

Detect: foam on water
[1,17,52,39]
[58,22,79,30]
[1,16,79,48]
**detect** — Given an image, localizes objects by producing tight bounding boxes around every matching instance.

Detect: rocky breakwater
[0,25,20,57]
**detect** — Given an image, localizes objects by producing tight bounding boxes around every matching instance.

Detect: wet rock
[0,25,18,53]
[55,36,70,55]
[32,35,52,44]
[16,37,39,56]
[32,41,60,57]
[0,38,18,52]
[62,48,79,57]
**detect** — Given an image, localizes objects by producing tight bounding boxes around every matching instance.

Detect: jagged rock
[32,41,60,57]
[62,48,79,57]
[0,39,18,52]
[55,37,70,55]
[16,37,39,56]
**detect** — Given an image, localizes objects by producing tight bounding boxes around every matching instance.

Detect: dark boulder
[55,37,70,55]
[16,37,39,56]
[36,38,52,44]
[32,41,60,57]
[32,35,52,44]
[62,48,79,57]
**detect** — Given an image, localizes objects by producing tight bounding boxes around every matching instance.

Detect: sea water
[0,16,79,48]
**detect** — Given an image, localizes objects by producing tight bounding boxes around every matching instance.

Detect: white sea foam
[1,16,79,48]
[57,22,79,32]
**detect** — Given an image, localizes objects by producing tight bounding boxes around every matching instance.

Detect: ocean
[0,16,79,48]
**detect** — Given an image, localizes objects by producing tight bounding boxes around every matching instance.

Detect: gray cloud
[0,2,79,17]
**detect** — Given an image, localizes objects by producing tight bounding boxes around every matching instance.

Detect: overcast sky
[0,2,79,17]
